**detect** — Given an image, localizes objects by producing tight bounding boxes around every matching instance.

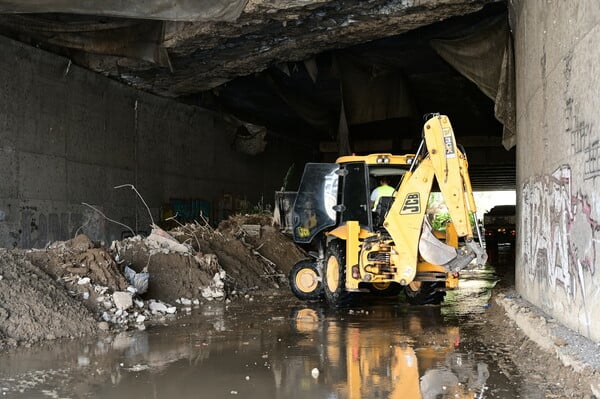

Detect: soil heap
[0,214,305,349]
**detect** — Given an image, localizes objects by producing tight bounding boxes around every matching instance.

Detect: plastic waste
[124,266,149,294]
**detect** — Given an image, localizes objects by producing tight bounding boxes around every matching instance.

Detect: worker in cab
[370,176,396,211]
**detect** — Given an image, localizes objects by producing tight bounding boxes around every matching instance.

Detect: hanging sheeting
[0,0,248,22]
[0,15,167,64]
[337,99,352,156]
[336,52,416,126]
[266,70,332,131]
[430,14,516,149]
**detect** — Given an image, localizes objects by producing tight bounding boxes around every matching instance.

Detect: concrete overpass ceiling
[0,0,514,190]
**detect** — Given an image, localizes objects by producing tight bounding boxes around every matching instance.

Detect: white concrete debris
[77,277,91,285]
[135,315,146,324]
[145,226,191,255]
[200,271,227,300]
[94,285,109,295]
[148,300,178,316]
[112,291,133,310]
[149,300,168,313]
[166,306,177,314]
[180,298,192,306]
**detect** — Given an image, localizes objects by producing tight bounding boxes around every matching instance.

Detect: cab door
[292,163,339,243]
[339,162,372,230]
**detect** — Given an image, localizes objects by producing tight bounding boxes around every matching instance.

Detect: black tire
[323,240,348,307]
[289,259,323,301]
[404,282,446,305]
[368,282,402,297]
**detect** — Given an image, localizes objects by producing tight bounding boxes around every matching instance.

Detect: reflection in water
[0,266,507,399]
[283,305,488,399]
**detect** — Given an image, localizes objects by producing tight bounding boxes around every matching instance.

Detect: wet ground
[0,247,542,399]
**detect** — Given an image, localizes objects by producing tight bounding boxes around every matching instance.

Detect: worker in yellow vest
[370,176,396,211]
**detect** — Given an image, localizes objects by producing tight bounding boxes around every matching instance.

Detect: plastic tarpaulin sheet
[0,15,167,64]
[0,0,248,22]
[430,14,516,149]
[336,52,416,126]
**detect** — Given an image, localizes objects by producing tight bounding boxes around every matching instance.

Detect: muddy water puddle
[1,258,528,398]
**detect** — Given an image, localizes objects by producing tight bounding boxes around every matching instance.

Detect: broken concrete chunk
[180,298,192,306]
[149,301,168,313]
[112,291,133,310]
[145,226,191,254]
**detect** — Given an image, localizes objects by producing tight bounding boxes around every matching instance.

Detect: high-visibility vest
[371,185,396,211]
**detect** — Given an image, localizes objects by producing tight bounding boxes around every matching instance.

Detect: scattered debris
[0,213,304,348]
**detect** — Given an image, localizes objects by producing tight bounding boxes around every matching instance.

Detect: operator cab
[291,159,410,243]
[368,166,408,226]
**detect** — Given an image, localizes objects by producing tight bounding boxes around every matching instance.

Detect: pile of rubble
[0,215,306,348]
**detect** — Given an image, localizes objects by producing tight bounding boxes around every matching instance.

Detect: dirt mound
[0,214,305,349]
[0,249,97,347]
[112,235,223,302]
[114,220,292,301]
[27,234,128,292]
[216,214,307,275]
[165,216,305,295]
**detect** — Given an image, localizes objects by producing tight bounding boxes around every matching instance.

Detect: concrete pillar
[513,0,600,341]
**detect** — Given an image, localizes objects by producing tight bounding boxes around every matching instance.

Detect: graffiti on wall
[521,165,599,335]
[566,97,600,180]
[16,206,106,248]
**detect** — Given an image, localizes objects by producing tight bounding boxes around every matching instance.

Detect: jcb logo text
[400,193,420,214]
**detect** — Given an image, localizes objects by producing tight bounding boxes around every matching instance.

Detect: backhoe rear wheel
[404,281,446,305]
[289,259,323,301]
[323,239,348,307]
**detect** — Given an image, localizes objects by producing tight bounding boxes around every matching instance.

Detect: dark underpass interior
[0,1,515,192]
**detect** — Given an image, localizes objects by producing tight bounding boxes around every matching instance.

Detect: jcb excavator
[286,114,487,306]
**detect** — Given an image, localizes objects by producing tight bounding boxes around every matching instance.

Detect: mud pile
[115,215,305,301]
[0,249,98,348]
[0,214,305,348]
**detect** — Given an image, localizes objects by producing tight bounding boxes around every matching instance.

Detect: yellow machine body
[327,115,486,294]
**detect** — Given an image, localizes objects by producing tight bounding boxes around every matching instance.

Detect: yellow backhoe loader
[284,114,487,306]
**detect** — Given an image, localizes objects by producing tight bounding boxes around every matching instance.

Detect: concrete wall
[0,36,309,248]
[513,1,600,341]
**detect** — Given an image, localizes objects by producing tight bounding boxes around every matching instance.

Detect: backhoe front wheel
[404,281,446,305]
[289,259,323,301]
[323,240,348,307]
